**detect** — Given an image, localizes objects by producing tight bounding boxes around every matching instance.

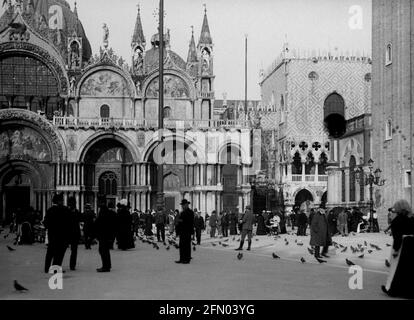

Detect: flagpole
[157,0,165,212]
[245,34,248,121]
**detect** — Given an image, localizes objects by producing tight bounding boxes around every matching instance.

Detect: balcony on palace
[291,175,328,183]
[52,117,252,130]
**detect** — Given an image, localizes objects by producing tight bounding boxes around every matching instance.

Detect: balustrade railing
[52,117,252,130]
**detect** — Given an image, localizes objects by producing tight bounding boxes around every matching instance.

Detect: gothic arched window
[305,152,315,175]
[164,107,172,119]
[99,172,117,196]
[318,152,328,175]
[100,105,110,118]
[292,152,302,175]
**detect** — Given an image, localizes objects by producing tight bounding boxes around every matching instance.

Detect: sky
[3,0,373,100]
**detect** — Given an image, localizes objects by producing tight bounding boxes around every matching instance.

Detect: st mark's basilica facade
[0,0,256,222]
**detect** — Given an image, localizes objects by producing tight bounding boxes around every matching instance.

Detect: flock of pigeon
[206,231,392,269]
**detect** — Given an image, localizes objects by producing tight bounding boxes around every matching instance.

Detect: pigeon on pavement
[346,259,355,266]
[316,257,327,264]
[14,280,28,292]
[385,259,391,268]
[341,247,348,253]
[237,253,243,260]
[358,254,364,259]
[300,257,306,263]
[272,253,280,259]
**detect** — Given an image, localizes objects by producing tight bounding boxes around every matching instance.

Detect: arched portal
[0,162,45,223]
[219,144,242,213]
[295,189,314,214]
[324,93,346,138]
[83,138,133,210]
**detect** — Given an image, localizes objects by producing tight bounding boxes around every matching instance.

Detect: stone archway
[0,161,45,223]
[294,189,314,215]
[82,138,134,212]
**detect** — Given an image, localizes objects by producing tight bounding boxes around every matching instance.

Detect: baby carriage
[268,216,280,236]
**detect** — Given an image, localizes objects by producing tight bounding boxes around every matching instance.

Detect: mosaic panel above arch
[0,125,51,162]
[80,70,131,97]
[146,75,190,98]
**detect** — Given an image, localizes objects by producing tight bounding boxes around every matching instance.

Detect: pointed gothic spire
[187,26,197,63]
[198,4,212,46]
[73,1,78,18]
[132,4,146,48]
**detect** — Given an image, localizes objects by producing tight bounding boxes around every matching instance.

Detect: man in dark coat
[236,206,255,251]
[116,200,135,250]
[194,211,205,245]
[94,204,117,272]
[67,197,81,271]
[175,199,194,264]
[327,210,337,236]
[82,204,95,249]
[43,193,71,273]
[221,211,229,237]
[310,207,332,259]
[209,211,218,238]
[154,208,168,243]
[229,211,238,235]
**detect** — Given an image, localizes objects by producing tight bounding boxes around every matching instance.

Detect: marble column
[302,162,306,181]
[80,164,85,186]
[63,192,68,206]
[80,192,84,212]
[344,169,350,204]
[56,162,60,186]
[75,192,80,211]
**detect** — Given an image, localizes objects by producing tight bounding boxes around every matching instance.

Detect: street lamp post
[355,159,386,233]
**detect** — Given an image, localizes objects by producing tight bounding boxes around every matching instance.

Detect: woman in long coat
[144,210,154,236]
[116,200,135,250]
[310,208,332,259]
[382,200,414,298]
[256,212,267,235]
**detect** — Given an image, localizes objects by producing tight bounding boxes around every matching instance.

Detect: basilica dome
[0,0,92,62]
[144,47,187,73]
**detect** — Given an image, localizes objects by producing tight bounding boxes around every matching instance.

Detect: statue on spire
[103,23,109,49]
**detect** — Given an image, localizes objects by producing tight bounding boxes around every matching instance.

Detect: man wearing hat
[176,199,194,264]
[236,205,255,251]
[43,193,71,273]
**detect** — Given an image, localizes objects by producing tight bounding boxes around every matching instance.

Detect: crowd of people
[285,206,380,238]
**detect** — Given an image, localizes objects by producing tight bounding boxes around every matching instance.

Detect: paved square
[0,228,397,300]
